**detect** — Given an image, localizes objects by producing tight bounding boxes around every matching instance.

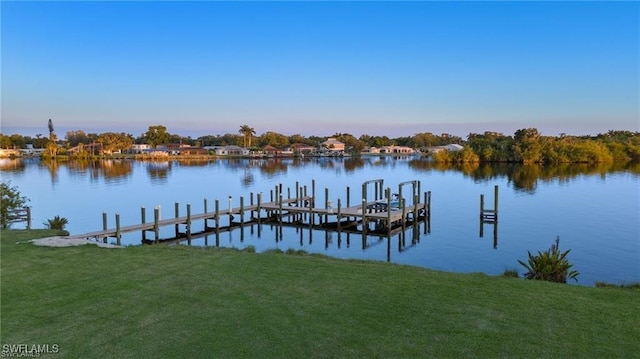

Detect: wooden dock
[59,179,431,246]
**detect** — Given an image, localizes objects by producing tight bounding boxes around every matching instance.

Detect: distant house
[0,149,21,158]
[361,147,381,155]
[131,144,152,154]
[179,147,209,156]
[320,138,345,152]
[262,145,279,156]
[67,143,104,155]
[379,145,415,155]
[428,144,464,153]
[288,143,316,155]
[445,144,464,152]
[212,145,249,156]
[157,143,190,155]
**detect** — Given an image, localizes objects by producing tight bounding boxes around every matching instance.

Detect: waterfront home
[289,143,317,155]
[131,144,152,153]
[0,149,21,157]
[211,145,250,156]
[178,147,209,156]
[320,138,345,152]
[379,145,415,154]
[361,146,381,155]
[427,144,464,153]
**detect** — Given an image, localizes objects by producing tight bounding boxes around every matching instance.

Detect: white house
[379,145,415,155]
[211,145,250,156]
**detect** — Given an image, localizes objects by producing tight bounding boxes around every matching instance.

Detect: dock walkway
[59,179,431,245]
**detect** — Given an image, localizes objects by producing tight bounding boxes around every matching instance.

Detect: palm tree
[239,125,256,148]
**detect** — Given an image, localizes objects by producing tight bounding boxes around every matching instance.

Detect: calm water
[1,157,639,286]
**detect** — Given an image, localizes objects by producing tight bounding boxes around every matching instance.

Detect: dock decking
[59,179,432,245]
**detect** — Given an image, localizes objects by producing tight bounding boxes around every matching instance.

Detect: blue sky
[1,1,638,139]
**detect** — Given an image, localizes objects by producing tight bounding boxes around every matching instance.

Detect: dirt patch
[31,236,123,248]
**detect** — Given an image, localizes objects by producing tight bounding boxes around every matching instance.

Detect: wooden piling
[102,212,108,243]
[324,187,329,224]
[386,188,392,236]
[278,194,283,238]
[215,200,220,234]
[115,213,121,245]
[174,202,180,237]
[154,207,160,243]
[337,198,342,232]
[257,193,262,224]
[186,203,192,241]
[494,185,499,222]
[26,207,31,230]
[141,207,146,241]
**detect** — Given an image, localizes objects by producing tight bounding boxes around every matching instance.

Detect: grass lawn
[1,229,638,358]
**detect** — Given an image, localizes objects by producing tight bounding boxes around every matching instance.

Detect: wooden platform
[58,179,431,245]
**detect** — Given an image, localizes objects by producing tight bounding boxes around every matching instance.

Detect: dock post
[186,203,192,242]
[387,188,392,235]
[115,213,121,245]
[102,212,108,243]
[324,187,329,224]
[215,199,220,235]
[427,191,431,221]
[337,198,342,232]
[174,202,180,237]
[346,186,351,222]
[401,198,407,230]
[413,193,419,223]
[312,179,316,209]
[278,194,283,240]
[257,193,262,224]
[141,207,146,241]
[203,198,209,229]
[302,185,308,222]
[494,185,499,223]
[308,193,314,225]
[362,197,368,230]
[480,194,485,221]
[154,207,160,243]
[249,193,254,219]
[240,197,245,226]
[26,207,31,230]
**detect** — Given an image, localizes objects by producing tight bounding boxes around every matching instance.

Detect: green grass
[2,229,638,358]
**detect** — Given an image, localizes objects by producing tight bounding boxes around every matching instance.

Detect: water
[1,157,639,286]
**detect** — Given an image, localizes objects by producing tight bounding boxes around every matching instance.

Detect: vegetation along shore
[1,122,639,163]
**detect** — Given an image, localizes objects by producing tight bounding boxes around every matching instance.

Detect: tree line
[1,122,638,163]
[434,128,640,163]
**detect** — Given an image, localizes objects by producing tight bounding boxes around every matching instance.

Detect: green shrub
[502,269,519,278]
[0,181,30,229]
[518,237,579,283]
[44,215,69,230]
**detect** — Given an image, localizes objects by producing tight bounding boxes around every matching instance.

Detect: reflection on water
[2,157,638,194]
[2,157,638,286]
